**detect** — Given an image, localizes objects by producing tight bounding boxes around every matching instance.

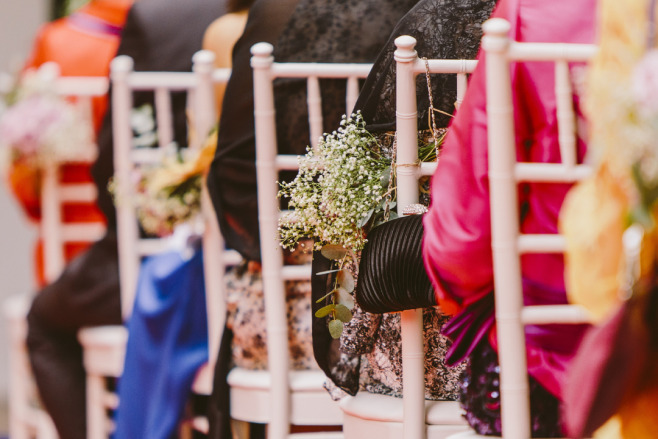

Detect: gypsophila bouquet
[133,165,203,237]
[278,112,443,337]
[278,112,392,256]
[278,112,442,257]
[0,66,95,170]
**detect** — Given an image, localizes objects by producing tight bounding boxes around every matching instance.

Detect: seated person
[205,0,421,435]
[9,0,131,287]
[422,0,597,435]
[319,0,499,402]
[25,1,225,437]
[203,0,256,116]
[9,3,132,438]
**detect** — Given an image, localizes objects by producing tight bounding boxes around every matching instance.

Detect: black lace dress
[313,0,499,404]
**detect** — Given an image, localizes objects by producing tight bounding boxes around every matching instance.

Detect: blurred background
[0,1,86,434]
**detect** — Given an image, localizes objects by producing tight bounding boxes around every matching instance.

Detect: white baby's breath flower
[278,112,391,254]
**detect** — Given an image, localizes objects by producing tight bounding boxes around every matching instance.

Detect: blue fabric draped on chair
[114,245,208,439]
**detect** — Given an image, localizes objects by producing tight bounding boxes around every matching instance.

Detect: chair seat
[339,392,466,425]
[284,433,344,439]
[445,431,489,438]
[78,325,128,377]
[228,368,330,392]
[227,368,343,425]
[340,393,468,439]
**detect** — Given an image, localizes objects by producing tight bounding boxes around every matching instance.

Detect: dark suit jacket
[92,0,227,228]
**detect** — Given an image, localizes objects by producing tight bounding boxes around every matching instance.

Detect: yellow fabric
[146,129,217,192]
[560,161,628,322]
[616,384,658,438]
[561,0,658,321]
[586,0,650,168]
[561,0,658,437]
[595,416,623,439]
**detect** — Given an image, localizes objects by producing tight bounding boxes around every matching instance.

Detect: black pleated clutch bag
[355,214,436,313]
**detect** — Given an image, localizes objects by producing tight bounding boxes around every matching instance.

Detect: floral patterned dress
[226,246,318,370]
[344,305,465,400]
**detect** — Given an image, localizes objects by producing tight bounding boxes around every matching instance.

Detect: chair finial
[251,42,274,68]
[394,35,417,63]
[193,50,216,73]
[482,18,511,53]
[38,62,61,82]
[110,55,134,77]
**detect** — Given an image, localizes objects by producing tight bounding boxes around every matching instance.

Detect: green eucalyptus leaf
[315,268,343,276]
[315,290,335,303]
[315,304,335,318]
[328,319,344,339]
[336,270,355,293]
[380,167,391,187]
[388,210,399,220]
[321,244,348,260]
[358,209,375,228]
[333,287,355,310]
[334,304,353,323]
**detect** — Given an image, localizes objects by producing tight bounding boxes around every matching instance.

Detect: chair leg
[36,410,58,439]
[231,419,250,439]
[86,373,108,439]
[8,342,30,439]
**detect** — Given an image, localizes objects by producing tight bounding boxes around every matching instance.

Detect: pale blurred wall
[0,0,49,420]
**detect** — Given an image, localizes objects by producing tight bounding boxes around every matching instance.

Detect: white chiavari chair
[337,35,473,439]
[77,50,238,438]
[447,18,597,439]
[190,52,242,435]
[239,42,372,439]
[4,63,108,439]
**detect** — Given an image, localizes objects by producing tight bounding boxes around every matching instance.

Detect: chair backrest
[251,42,371,439]
[38,64,109,283]
[482,18,596,438]
[393,35,476,439]
[110,51,238,346]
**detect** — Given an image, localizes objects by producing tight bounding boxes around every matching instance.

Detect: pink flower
[0,96,66,159]
[632,49,658,116]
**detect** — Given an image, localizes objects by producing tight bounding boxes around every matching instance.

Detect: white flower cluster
[279,112,391,254]
[134,171,202,237]
[0,67,95,169]
[111,104,208,238]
